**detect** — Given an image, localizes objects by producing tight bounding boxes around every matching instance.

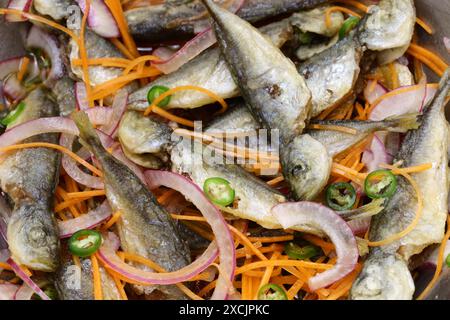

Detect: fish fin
[340,198,385,220]
[383,113,420,133]
[71,111,106,160]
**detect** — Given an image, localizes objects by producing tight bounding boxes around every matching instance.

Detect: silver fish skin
[125,0,329,43]
[52,76,77,117]
[72,112,191,299]
[290,5,344,38]
[54,246,121,300]
[0,88,61,272]
[69,29,138,91]
[351,69,450,300]
[309,114,420,157]
[128,18,295,111]
[298,29,364,117]
[202,0,311,144]
[33,0,74,20]
[358,0,415,63]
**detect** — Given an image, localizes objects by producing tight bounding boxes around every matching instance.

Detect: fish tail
[71,111,107,160]
[383,113,420,133]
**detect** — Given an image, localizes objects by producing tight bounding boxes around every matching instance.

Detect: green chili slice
[446,254,450,268]
[258,283,288,300]
[326,182,356,211]
[68,229,102,258]
[203,177,235,206]
[147,85,171,108]
[0,102,26,126]
[339,16,360,40]
[285,242,320,260]
[364,169,398,199]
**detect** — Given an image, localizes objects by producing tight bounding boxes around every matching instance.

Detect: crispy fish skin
[72,112,190,299]
[52,76,77,117]
[125,0,329,43]
[128,19,295,111]
[351,70,450,300]
[0,88,61,272]
[298,29,364,117]
[54,246,121,300]
[202,0,311,144]
[309,114,420,157]
[33,0,74,20]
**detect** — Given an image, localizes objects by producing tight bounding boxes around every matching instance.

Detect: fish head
[281,134,331,201]
[7,202,60,272]
[350,251,415,300]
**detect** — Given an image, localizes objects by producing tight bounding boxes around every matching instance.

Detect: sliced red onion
[0,56,22,80]
[101,89,128,138]
[364,80,387,105]
[0,109,111,148]
[58,201,112,238]
[444,37,450,54]
[144,170,235,299]
[271,202,358,291]
[369,83,437,121]
[97,237,219,285]
[5,0,32,22]
[26,25,64,85]
[362,134,390,173]
[13,283,34,300]
[153,28,217,74]
[75,82,90,111]
[7,258,50,300]
[3,74,26,101]
[347,217,371,235]
[0,283,19,300]
[60,134,104,189]
[76,0,120,38]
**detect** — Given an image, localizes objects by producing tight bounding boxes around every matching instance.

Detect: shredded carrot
[66,190,106,199]
[236,260,332,276]
[266,176,285,186]
[0,9,77,40]
[104,0,139,58]
[156,189,177,205]
[91,255,103,300]
[0,143,102,176]
[72,57,131,68]
[302,234,335,254]
[144,85,228,117]
[407,49,445,76]
[90,68,161,100]
[325,6,361,28]
[228,225,267,261]
[0,262,12,271]
[367,169,423,247]
[102,211,123,231]
[381,163,432,175]
[331,162,367,185]
[123,55,160,75]
[247,235,294,243]
[117,251,203,300]
[388,62,399,90]
[287,279,305,300]
[110,272,128,300]
[308,124,358,135]
[415,17,434,35]
[54,197,91,213]
[408,44,448,71]
[110,38,135,60]
[417,216,450,300]
[255,251,282,299]
[55,187,81,218]
[17,57,30,82]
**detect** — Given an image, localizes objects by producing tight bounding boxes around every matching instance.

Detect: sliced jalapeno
[203,177,235,206]
[285,242,320,260]
[68,229,102,258]
[364,169,397,199]
[147,85,171,108]
[339,16,360,40]
[257,283,288,300]
[326,182,356,211]
[0,102,26,126]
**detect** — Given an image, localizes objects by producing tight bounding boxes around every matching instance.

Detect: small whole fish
[73,111,191,299]
[351,69,450,300]
[0,87,61,272]
[125,0,329,43]
[128,18,295,111]
[54,244,121,300]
